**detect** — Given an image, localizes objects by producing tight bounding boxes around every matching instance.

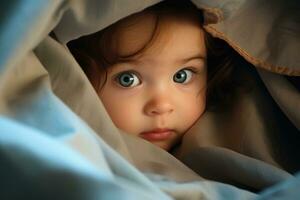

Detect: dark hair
[67,0,245,111]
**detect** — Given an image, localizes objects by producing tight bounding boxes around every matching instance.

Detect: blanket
[0,0,299,199]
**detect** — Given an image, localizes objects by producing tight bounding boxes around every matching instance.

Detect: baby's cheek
[106,102,129,126]
[107,102,140,135]
[185,95,206,128]
[100,95,126,126]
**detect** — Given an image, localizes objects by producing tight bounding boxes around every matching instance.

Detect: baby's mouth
[139,128,174,141]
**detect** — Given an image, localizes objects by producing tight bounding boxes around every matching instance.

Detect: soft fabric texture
[0,0,299,199]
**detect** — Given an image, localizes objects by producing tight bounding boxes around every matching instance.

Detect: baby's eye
[173,69,193,84]
[116,72,141,88]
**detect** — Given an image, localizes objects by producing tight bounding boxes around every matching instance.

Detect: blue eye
[173,69,193,84]
[117,72,141,87]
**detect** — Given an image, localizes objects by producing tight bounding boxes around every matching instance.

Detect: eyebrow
[116,53,206,65]
[179,54,206,64]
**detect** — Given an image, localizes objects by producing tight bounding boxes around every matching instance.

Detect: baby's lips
[140,128,174,141]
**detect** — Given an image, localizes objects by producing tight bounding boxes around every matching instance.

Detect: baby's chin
[152,141,173,152]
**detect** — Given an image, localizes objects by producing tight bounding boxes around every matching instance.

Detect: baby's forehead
[112,11,204,59]
[113,13,158,57]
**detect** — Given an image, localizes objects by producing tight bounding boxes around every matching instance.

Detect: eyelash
[114,70,140,78]
[183,67,200,74]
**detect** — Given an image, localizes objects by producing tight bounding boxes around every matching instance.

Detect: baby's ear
[70,48,102,91]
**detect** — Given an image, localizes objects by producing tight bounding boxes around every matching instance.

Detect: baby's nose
[144,97,174,116]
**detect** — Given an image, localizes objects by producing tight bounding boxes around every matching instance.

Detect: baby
[68,0,237,151]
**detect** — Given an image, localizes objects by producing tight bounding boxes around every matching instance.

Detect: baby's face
[99,13,207,151]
